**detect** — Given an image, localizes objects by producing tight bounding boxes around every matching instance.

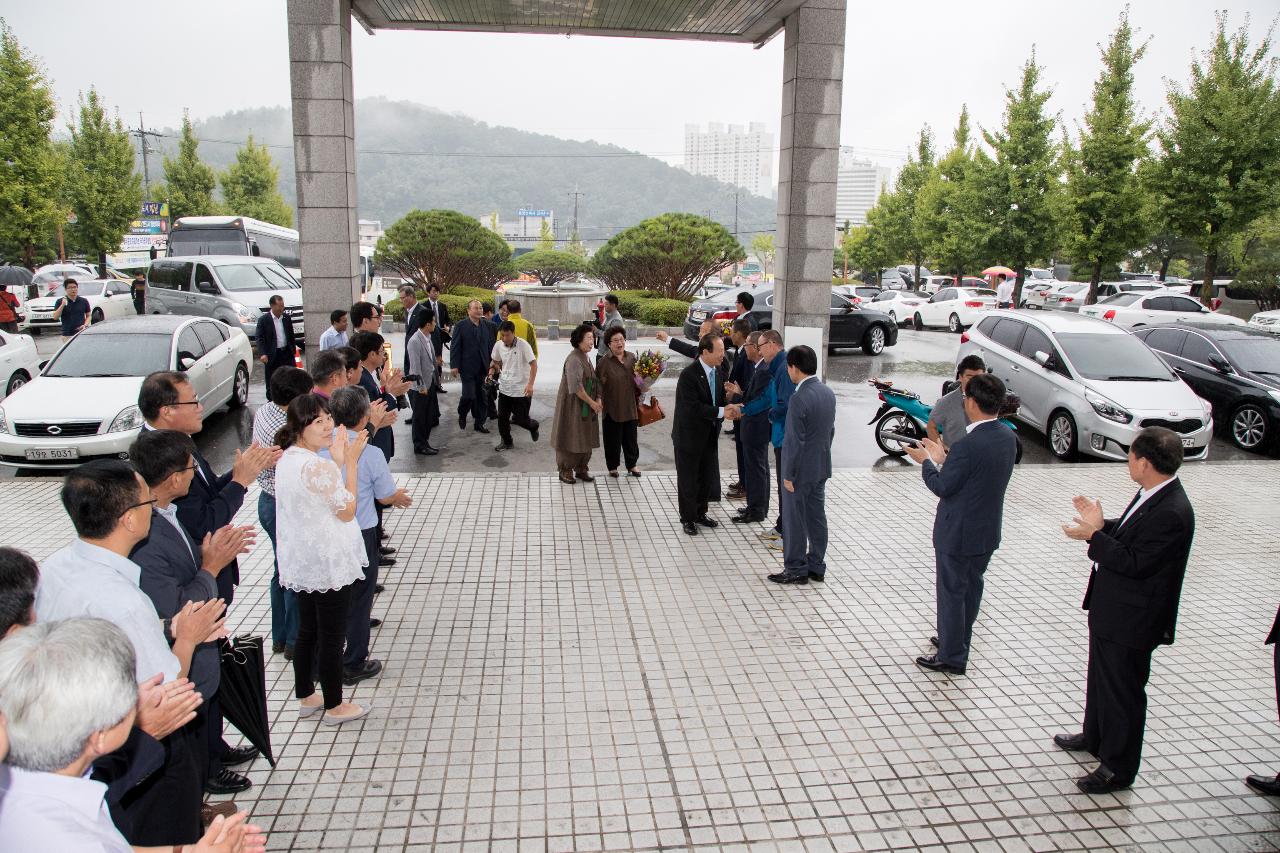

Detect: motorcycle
[868,378,1023,463]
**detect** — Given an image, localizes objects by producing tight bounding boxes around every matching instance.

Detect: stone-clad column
[287,0,359,360]
[773,0,845,375]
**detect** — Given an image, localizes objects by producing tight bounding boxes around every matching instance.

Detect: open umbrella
[982,265,1016,277]
[218,635,277,767]
[0,266,33,289]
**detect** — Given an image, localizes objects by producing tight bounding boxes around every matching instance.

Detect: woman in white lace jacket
[274,393,371,725]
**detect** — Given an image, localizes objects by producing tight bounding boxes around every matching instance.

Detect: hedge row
[383,294,471,323]
[635,298,692,327]
[611,289,693,320]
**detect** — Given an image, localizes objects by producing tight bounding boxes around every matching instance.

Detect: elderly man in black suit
[906,372,1017,676]
[1058,426,1196,794]
[671,333,740,536]
[1247,608,1280,796]
[254,294,296,390]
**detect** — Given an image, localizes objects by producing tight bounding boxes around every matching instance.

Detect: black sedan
[1133,322,1280,452]
[683,285,898,355]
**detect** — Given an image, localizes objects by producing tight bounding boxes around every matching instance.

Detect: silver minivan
[146,256,305,345]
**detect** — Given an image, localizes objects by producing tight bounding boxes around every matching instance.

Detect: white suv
[957,310,1212,461]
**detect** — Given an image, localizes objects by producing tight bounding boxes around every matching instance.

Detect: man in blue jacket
[736,331,786,526]
[451,299,496,433]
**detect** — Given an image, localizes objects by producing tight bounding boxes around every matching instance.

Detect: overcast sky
[2,0,1276,172]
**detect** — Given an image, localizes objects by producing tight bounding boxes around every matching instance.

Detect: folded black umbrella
[218,635,276,767]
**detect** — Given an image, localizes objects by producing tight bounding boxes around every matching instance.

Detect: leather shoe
[342,658,383,686]
[474,425,491,434]
[204,768,252,796]
[374,584,385,594]
[379,530,390,541]
[682,522,698,536]
[1246,774,1280,796]
[1054,732,1089,752]
[271,641,284,654]
[496,442,513,452]
[282,645,294,661]
[808,572,825,582]
[578,472,595,482]
[414,445,439,455]
[369,618,382,628]
[694,516,718,528]
[221,744,259,768]
[767,572,808,584]
[559,474,576,484]
[379,556,396,567]
[1076,765,1130,794]
[732,513,765,524]
[530,422,540,441]
[915,654,965,675]
[379,545,397,556]
[929,636,939,648]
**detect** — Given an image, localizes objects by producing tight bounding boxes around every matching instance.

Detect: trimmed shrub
[636,298,692,327]
[612,288,688,319]
[384,297,405,322]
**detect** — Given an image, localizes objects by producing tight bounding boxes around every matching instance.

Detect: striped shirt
[252,403,288,495]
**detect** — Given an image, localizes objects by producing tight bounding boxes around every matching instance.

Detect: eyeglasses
[166,401,201,408]
[127,498,158,511]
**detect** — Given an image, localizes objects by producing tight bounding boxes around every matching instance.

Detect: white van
[146,256,305,345]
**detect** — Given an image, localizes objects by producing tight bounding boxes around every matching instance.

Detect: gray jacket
[780,377,837,485]
[407,329,437,392]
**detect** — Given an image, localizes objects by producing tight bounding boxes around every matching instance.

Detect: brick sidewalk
[5,462,1280,851]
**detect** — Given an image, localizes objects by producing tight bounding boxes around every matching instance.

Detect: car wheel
[5,370,30,396]
[862,325,886,355]
[948,313,963,333]
[874,411,923,457]
[91,308,103,323]
[1230,403,1269,451]
[913,312,924,331]
[1048,409,1078,461]
[229,363,249,409]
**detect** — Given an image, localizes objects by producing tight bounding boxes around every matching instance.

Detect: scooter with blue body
[868,377,1023,462]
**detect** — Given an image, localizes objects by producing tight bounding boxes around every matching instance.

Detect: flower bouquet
[633,349,668,402]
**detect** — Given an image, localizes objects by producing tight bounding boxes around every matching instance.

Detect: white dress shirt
[271,311,286,347]
[0,766,131,852]
[1116,476,1179,530]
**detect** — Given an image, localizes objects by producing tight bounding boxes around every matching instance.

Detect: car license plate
[1181,438,1195,448]
[25,447,79,461]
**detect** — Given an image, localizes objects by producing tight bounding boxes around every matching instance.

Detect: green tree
[516,248,586,287]
[536,220,554,250]
[982,54,1063,305]
[220,135,293,227]
[916,106,990,279]
[566,228,587,258]
[843,212,895,284]
[590,213,745,299]
[0,23,64,269]
[65,88,142,273]
[160,113,217,220]
[750,233,776,275]
[1063,12,1151,304]
[374,208,513,290]
[1158,14,1280,301]
[877,127,936,287]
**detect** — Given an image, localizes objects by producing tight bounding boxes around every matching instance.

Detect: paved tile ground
[5,461,1280,851]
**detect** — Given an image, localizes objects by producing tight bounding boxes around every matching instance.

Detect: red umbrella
[982,265,1016,277]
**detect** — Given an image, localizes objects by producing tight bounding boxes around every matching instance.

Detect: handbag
[638,396,665,427]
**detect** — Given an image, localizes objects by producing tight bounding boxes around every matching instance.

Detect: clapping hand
[904,437,946,465]
[194,810,268,853]
[231,442,281,487]
[136,673,202,740]
[655,331,670,342]
[388,488,413,509]
[173,598,228,646]
[384,368,412,396]
[1062,495,1104,541]
[368,399,396,430]
[201,525,255,575]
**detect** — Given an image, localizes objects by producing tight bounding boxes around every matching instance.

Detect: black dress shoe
[495,442,513,452]
[808,572,825,582]
[682,522,698,536]
[1076,765,1130,794]
[271,641,284,655]
[1054,732,1090,752]
[694,516,718,528]
[221,744,260,767]
[419,445,439,455]
[374,583,385,594]
[379,545,397,556]
[531,422,540,441]
[379,556,397,567]
[767,572,809,584]
[283,645,294,661]
[915,654,965,675]
[732,513,765,524]
[369,618,382,628]
[474,425,491,434]
[929,636,939,648]
[379,530,390,541]
[577,472,595,482]
[1246,774,1280,796]
[342,658,383,686]
[204,768,252,796]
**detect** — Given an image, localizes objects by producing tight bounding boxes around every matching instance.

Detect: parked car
[832,284,882,306]
[1022,281,1077,309]
[147,256,305,344]
[1079,288,1247,330]
[20,278,137,335]
[1044,282,1091,312]
[863,289,927,325]
[683,286,898,355]
[1132,323,1280,452]
[1094,281,1163,300]
[0,315,252,470]
[911,286,997,332]
[917,275,953,296]
[863,268,911,290]
[1247,308,1280,336]
[30,263,96,295]
[0,329,41,398]
[958,310,1213,461]
[682,284,772,338]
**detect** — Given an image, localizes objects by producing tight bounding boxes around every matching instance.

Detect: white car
[958,310,1213,462]
[0,315,252,470]
[911,286,997,332]
[31,263,96,293]
[1043,282,1091,311]
[1079,288,1247,330]
[864,289,927,325]
[1248,309,1280,336]
[0,329,41,398]
[1022,281,1077,309]
[21,278,137,335]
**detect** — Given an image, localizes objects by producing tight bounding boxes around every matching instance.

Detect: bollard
[547,320,560,341]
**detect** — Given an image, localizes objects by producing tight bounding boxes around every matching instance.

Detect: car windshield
[1028,270,1052,280]
[959,288,996,297]
[168,232,249,256]
[1056,333,1175,381]
[1221,338,1280,375]
[44,333,173,377]
[43,281,106,298]
[1100,293,1145,307]
[214,264,276,292]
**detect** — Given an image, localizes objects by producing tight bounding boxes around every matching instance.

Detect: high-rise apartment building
[683,122,775,199]
[835,150,893,229]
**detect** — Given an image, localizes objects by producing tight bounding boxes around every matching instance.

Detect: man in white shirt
[318,308,349,351]
[995,274,1015,309]
[490,320,539,451]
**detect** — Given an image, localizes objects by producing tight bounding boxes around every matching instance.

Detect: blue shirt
[319,430,397,530]
[58,295,90,335]
[318,326,349,351]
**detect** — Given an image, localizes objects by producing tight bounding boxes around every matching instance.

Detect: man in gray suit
[407,309,440,454]
[769,345,837,585]
[906,372,1017,675]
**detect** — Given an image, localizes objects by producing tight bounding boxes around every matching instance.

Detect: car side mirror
[197,280,218,295]
[179,355,197,370]
[103,291,111,298]
[1034,350,1052,368]
[1208,354,1232,374]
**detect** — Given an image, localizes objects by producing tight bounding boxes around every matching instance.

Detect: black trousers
[200,691,231,780]
[733,429,744,484]
[774,445,784,532]
[294,582,354,709]
[1273,643,1279,720]
[674,439,718,523]
[114,723,202,846]
[263,350,293,391]
[498,393,538,446]
[742,433,770,518]
[344,528,380,668]
[410,387,439,450]
[1082,633,1155,784]
[458,373,488,426]
[934,549,992,668]
[602,414,639,471]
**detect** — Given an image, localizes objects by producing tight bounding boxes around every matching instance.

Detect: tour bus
[169,216,301,281]
[360,245,374,294]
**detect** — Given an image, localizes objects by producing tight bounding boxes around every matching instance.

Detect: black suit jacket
[1083,479,1195,650]
[922,421,1017,556]
[359,367,397,460]
[671,358,725,452]
[254,310,296,362]
[426,299,451,353]
[174,449,244,601]
[667,337,698,359]
[1267,606,1280,646]
[727,347,751,402]
[740,360,773,444]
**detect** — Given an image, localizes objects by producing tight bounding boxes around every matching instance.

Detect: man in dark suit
[254,294,296,390]
[906,372,1017,676]
[723,318,754,497]
[1058,426,1195,794]
[735,291,758,331]
[671,333,740,535]
[401,285,426,373]
[425,284,451,392]
[450,298,496,433]
[737,331,786,527]
[1246,607,1280,796]
[768,345,837,584]
[351,331,399,461]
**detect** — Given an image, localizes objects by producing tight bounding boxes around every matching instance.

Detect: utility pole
[567,187,584,241]
[131,113,164,198]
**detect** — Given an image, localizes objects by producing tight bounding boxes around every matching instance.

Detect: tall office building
[836,149,893,229]
[683,122,774,199]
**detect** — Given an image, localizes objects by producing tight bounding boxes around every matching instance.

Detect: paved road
[9,326,1263,479]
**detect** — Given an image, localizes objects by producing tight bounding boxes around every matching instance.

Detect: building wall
[683,121,775,199]
[835,150,892,229]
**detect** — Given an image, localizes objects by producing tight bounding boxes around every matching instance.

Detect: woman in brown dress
[596,326,641,477]
[550,323,601,483]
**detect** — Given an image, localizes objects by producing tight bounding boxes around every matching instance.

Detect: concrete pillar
[773,0,845,375]
[287,0,359,359]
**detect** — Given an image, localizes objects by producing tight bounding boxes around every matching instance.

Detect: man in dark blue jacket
[906,372,1016,675]
[351,331,399,461]
[450,298,496,432]
[253,294,296,390]
[735,331,783,525]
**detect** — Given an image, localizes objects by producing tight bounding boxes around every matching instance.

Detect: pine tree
[66,87,143,273]
[162,113,217,220]
[220,135,293,227]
